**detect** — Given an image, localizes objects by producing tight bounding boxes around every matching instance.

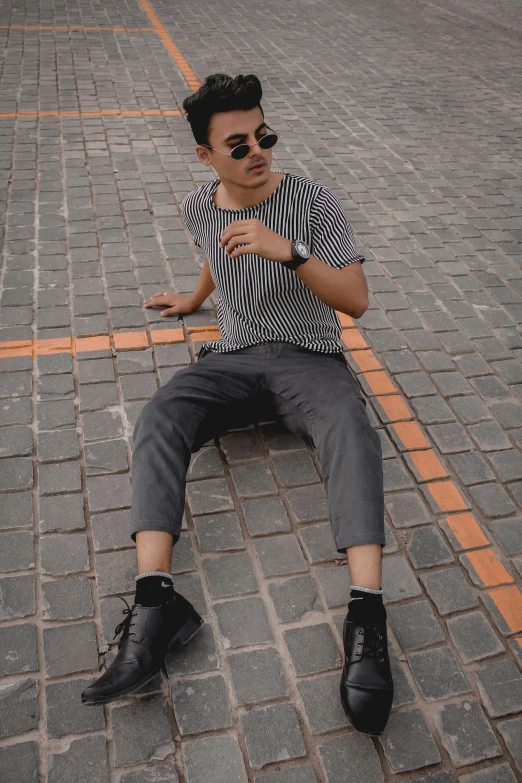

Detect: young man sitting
[82,73,393,737]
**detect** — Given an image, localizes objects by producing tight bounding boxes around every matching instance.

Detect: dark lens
[231,144,250,160]
[259,133,278,150]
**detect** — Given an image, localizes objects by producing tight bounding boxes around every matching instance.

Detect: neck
[213,171,284,210]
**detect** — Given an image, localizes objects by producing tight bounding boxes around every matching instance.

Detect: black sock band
[135,573,174,607]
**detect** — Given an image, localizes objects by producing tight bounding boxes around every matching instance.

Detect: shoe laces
[112,596,140,648]
[348,616,387,664]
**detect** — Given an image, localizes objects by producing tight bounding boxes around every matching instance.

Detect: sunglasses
[203,129,279,161]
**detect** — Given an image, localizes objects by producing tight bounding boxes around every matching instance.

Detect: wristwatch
[281,239,310,271]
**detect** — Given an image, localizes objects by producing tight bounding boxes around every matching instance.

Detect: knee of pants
[321,396,381,450]
[133,390,184,443]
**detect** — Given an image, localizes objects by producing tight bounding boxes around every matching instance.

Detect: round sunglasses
[202,130,279,161]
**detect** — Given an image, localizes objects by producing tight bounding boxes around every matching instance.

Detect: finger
[160,306,179,317]
[220,225,251,247]
[144,294,170,305]
[226,235,253,254]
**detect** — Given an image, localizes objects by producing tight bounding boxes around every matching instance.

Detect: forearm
[190,259,216,309]
[295,256,368,318]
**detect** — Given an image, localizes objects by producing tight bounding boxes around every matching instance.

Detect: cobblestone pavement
[1,0,522,780]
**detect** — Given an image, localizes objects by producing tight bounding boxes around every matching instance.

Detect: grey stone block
[186,477,234,516]
[37,428,80,462]
[407,526,453,568]
[95,548,136,596]
[0,574,36,620]
[84,438,129,475]
[448,451,495,485]
[253,767,317,783]
[203,550,258,598]
[222,429,264,460]
[318,733,384,783]
[411,395,455,425]
[40,532,90,576]
[0,491,33,529]
[230,461,277,496]
[254,534,308,577]
[285,483,328,521]
[42,575,94,620]
[39,460,82,495]
[0,456,33,491]
[300,522,338,563]
[0,679,38,739]
[283,623,340,675]
[241,703,306,770]
[488,449,522,482]
[166,622,219,676]
[194,511,244,552]
[1,397,32,426]
[91,508,132,550]
[47,735,109,783]
[111,699,175,767]
[382,554,422,602]
[272,451,319,486]
[469,482,516,518]
[43,621,98,677]
[187,447,224,480]
[421,567,478,615]
[384,491,432,528]
[268,574,320,623]
[488,517,522,556]
[242,496,291,536]
[229,647,288,704]
[39,492,85,533]
[452,397,492,426]
[183,735,248,783]
[120,765,179,783]
[87,473,132,512]
[427,422,473,454]
[383,458,414,490]
[172,674,232,734]
[0,623,38,676]
[388,600,445,652]
[447,611,505,663]
[458,764,517,783]
[171,531,197,573]
[473,659,522,718]
[0,742,38,782]
[214,597,273,648]
[82,410,124,441]
[436,700,501,767]
[0,530,35,571]
[297,672,350,733]
[316,565,350,608]
[408,646,471,700]
[45,678,105,738]
[0,425,33,457]
[497,717,522,774]
[380,709,441,773]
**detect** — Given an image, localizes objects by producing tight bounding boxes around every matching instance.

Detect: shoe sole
[81,611,204,706]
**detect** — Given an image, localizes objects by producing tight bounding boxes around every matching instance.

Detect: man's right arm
[143,259,216,317]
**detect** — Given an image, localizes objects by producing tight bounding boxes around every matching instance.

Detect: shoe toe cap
[342,683,393,736]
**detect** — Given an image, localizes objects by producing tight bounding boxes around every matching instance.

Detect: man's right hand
[144,290,197,317]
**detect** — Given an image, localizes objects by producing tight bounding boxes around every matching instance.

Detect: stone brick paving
[0,0,521,780]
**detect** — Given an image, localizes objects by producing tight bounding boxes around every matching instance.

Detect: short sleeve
[310,188,365,269]
[180,193,203,249]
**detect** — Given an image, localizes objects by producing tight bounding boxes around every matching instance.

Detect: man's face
[196,106,273,189]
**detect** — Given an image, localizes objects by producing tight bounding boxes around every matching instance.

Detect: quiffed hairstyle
[182,73,264,146]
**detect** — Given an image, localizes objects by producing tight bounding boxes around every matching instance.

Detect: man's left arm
[294,254,368,318]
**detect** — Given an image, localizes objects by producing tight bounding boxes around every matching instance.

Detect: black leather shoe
[81,591,203,705]
[340,607,393,736]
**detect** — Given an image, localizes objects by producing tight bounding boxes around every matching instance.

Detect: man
[82,73,393,736]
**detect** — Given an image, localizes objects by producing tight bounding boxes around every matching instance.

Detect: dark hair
[182,73,264,146]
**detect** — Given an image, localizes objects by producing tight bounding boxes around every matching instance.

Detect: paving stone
[172,674,232,735]
[268,574,321,623]
[37,399,76,430]
[407,525,454,568]
[37,353,72,375]
[451,396,492,424]
[39,492,85,533]
[411,395,456,424]
[487,517,522,556]
[91,508,132,550]
[186,477,234,516]
[82,409,124,441]
[421,567,478,615]
[79,381,119,411]
[272,451,319,485]
[316,565,350,608]
[473,659,522,718]
[383,457,414,490]
[47,734,109,783]
[222,429,264,460]
[432,371,474,396]
[487,449,522,482]
[194,511,244,552]
[183,735,248,783]
[253,767,317,783]
[39,460,82,495]
[95,548,136,596]
[42,575,94,620]
[45,678,105,738]
[254,534,308,577]
[0,678,38,739]
[297,672,350,733]
[84,438,129,475]
[0,491,33,529]
[40,532,90,576]
[459,764,517,783]
[171,531,197,573]
[0,396,32,426]
[448,451,495,485]
[300,521,339,563]
[241,703,306,770]
[242,495,291,536]
[37,373,74,401]
[285,483,328,521]
[119,765,179,783]
[187,446,224,480]
[229,647,289,705]
[428,422,474,453]
[490,400,522,429]
[0,529,35,571]
[0,573,36,621]
[497,717,522,774]
[37,428,80,463]
[408,773,453,783]
[43,621,98,677]
[283,623,340,675]
[471,375,512,401]
[87,473,132,512]
[447,610,505,664]
[166,622,220,676]
[382,554,422,602]
[0,424,33,457]
[437,700,502,767]
[230,461,277,496]
[0,456,33,491]
[469,483,516,518]
[154,343,191,366]
[318,733,384,783]
[380,709,441,773]
[111,698,175,767]
[408,646,471,701]
[203,550,258,598]
[78,358,115,384]
[0,742,38,782]
[214,596,273,648]
[384,491,432,528]
[388,600,445,652]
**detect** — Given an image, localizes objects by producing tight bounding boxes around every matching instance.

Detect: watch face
[296,241,308,257]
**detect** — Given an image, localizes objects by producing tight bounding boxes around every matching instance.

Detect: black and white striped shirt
[181,171,365,354]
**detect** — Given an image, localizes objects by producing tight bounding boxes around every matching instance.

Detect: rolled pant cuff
[334,532,386,553]
[130,520,181,544]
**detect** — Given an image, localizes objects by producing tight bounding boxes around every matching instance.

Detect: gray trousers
[130,342,385,553]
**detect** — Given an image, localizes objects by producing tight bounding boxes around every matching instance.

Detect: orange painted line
[392,421,429,451]
[427,480,469,513]
[136,0,200,90]
[0,339,33,358]
[190,330,221,343]
[487,585,522,634]
[342,329,368,350]
[150,329,185,345]
[113,332,149,350]
[444,512,489,550]
[408,449,448,481]
[363,370,398,396]
[74,336,111,355]
[0,109,182,118]
[36,337,72,355]
[462,548,513,588]
[0,24,155,31]
[350,349,382,373]
[376,394,413,422]
[515,637,522,652]
[336,311,355,329]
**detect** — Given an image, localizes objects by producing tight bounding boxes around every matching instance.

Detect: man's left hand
[219,219,292,263]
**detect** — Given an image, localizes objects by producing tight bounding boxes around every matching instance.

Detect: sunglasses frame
[202,127,279,161]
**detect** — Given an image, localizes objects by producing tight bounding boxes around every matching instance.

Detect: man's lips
[250,162,265,171]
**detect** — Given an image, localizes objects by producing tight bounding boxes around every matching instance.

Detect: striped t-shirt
[180,171,365,354]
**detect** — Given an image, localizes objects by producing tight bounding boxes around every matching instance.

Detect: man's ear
[195,145,213,167]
